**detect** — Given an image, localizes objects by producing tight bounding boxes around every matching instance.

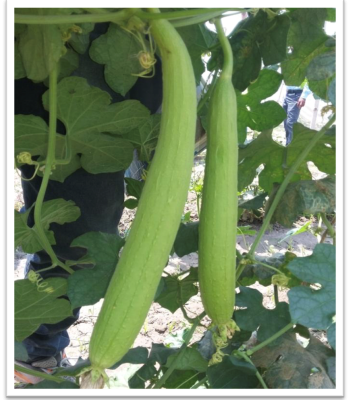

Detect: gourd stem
[32,65,74,275]
[246,115,336,259]
[214,19,233,78]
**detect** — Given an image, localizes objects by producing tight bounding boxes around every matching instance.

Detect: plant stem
[246,322,294,356]
[32,65,74,275]
[214,18,233,78]
[153,311,206,389]
[15,364,66,384]
[171,10,245,28]
[15,9,132,24]
[320,213,336,245]
[239,352,268,389]
[176,372,201,389]
[247,115,336,258]
[15,8,241,25]
[137,8,247,21]
[191,375,208,389]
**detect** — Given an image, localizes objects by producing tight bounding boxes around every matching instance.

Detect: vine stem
[153,311,206,389]
[32,65,74,275]
[320,212,336,245]
[238,352,268,389]
[246,321,294,356]
[246,115,336,260]
[15,364,66,384]
[14,8,241,25]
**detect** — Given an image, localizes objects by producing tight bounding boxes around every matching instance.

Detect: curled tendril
[271,273,290,288]
[27,270,54,293]
[15,163,40,182]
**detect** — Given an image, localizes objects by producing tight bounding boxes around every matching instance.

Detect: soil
[13,124,334,387]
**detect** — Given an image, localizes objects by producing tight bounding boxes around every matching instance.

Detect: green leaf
[26,380,79,389]
[207,355,259,388]
[238,192,267,210]
[124,198,138,209]
[125,177,145,199]
[235,287,291,342]
[327,323,335,350]
[148,343,178,365]
[16,77,150,181]
[229,11,266,92]
[271,176,336,227]
[173,222,199,257]
[252,332,335,388]
[177,24,216,84]
[15,341,28,362]
[15,41,26,79]
[287,243,335,329]
[15,199,80,254]
[89,23,144,96]
[307,51,336,81]
[165,347,208,372]
[67,232,124,308]
[128,363,157,389]
[15,277,72,341]
[155,268,198,313]
[239,252,301,288]
[17,25,65,81]
[163,370,204,389]
[126,114,161,162]
[238,124,336,193]
[281,8,330,86]
[278,221,312,243]
[236,69,286,143]
[110,347,149,369]
[259,13,291,66]
[326,8,336,22]
[68,22,95,54]
[55,49,80,83]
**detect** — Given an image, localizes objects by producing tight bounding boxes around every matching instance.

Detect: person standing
[283,83,312,145]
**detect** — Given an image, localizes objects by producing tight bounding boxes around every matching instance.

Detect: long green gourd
[198,19,238,362]
[82,9,197,386]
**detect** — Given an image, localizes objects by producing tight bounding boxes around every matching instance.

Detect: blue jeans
[283,91,302,145]
[15,22,162,362]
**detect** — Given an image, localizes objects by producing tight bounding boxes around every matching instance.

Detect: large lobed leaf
[15,277,72,341]
[15,77,151,182]
[287,243,335,332]
[67,232,125,308]
[238,124,336,193]
[15,199,81,254]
